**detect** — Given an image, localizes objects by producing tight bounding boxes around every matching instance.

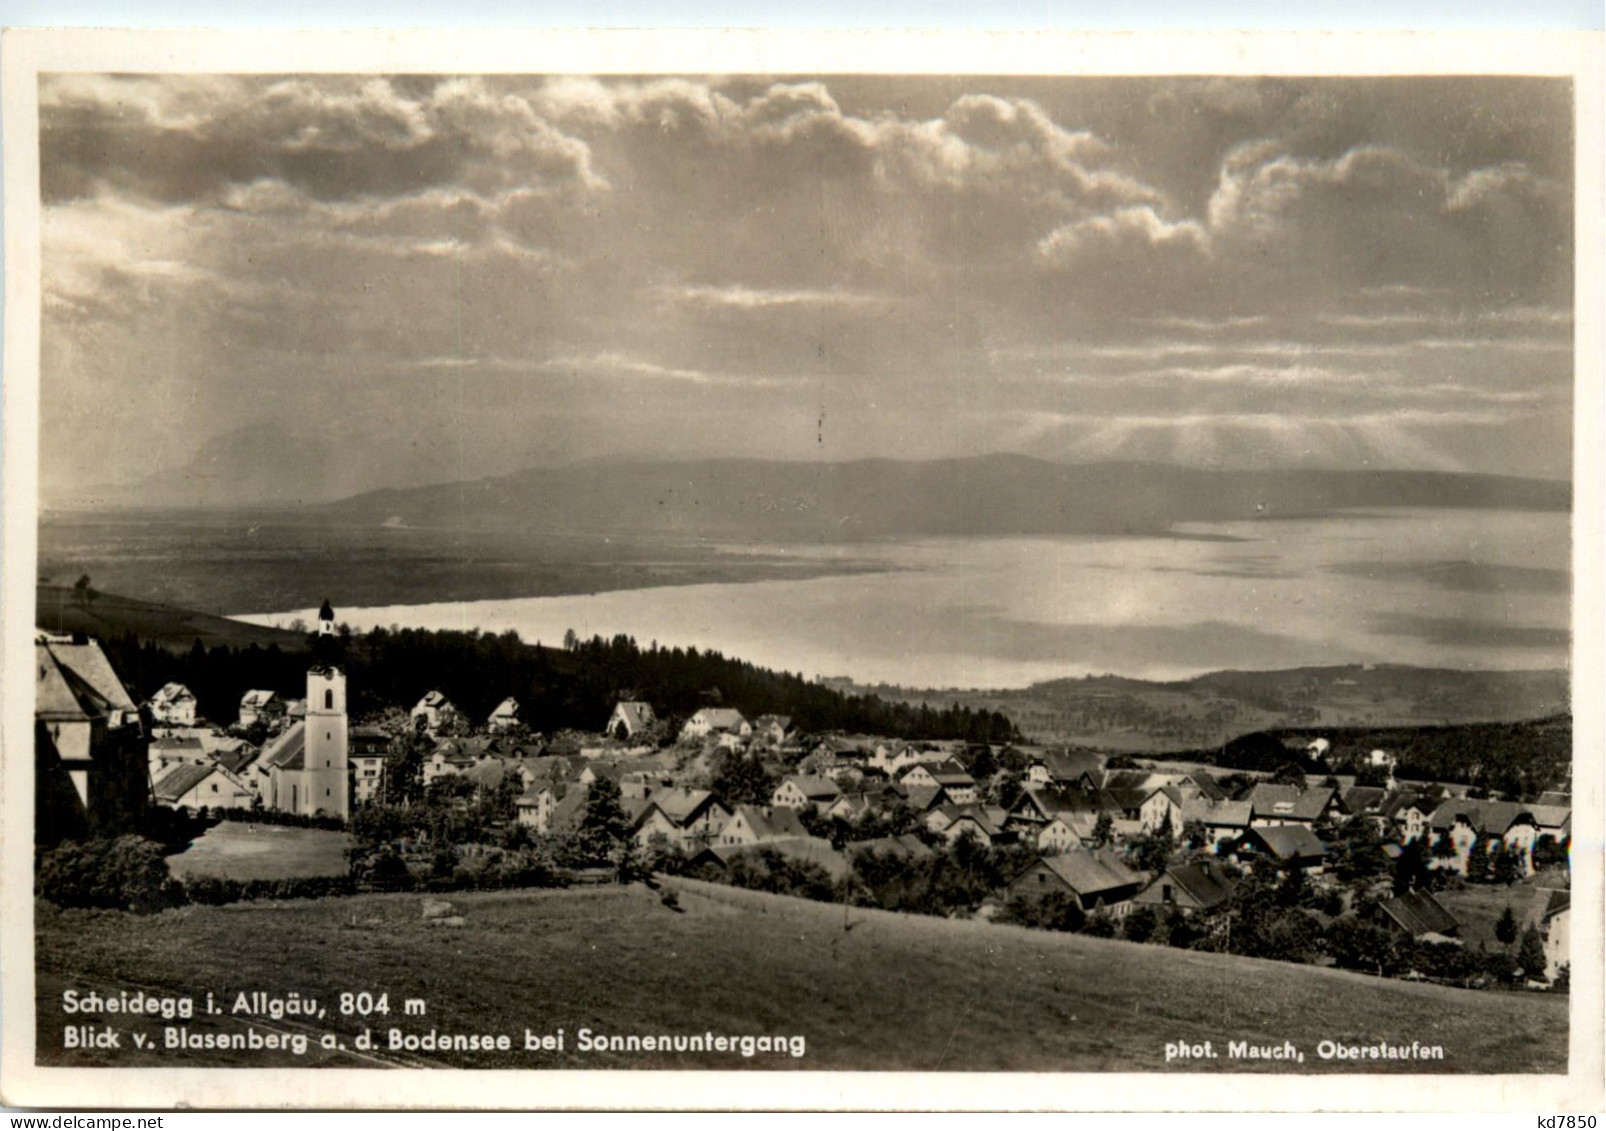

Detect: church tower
[318,598,336,636]
[303,664,349,819]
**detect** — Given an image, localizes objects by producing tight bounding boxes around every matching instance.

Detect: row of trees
[100,627,1022,748]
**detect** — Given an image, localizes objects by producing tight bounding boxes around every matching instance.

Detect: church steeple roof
[319,599,335,622]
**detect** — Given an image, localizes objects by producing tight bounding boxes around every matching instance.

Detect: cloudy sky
[40,74,1574,502]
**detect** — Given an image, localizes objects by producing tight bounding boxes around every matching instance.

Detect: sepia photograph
[2,28,1601,1112]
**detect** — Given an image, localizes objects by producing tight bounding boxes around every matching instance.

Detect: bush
[37,837,182,914]
[181,874,358,905]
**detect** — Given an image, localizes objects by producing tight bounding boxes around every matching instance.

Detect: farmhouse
[515,785,561,832]
[1373,890,1459,942]
[716,805,809,847]
[1235,825,1327,873]
[1247,784,1338,828]
[772,774,842,814]
[1178,797,1252,848]
[238,689,283,729]
[899,761,977,804]
[153,761,256,813]
[1428,800,1543,875]
[146,682,199,727]
[1026,750,1102,790]
[605,701,657,741]
[411,690,459,735]
[749,714,793,746]
[926,804,1010,846]
[632,788,733,849]
[1036,814,1096,854]
[680,708,750,741]
[1134,859,1239,916]
[487,698,522,732]
[1007,849,1144,920]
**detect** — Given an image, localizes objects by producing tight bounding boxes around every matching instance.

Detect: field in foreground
[36,879,1566,1073]
[165,821,353,882]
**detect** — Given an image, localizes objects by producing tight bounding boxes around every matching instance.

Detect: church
[261,601,350,820]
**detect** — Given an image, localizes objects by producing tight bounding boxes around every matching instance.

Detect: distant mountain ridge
[315,454,1570,540]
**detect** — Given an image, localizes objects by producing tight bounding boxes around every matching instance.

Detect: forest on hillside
[100,627,1022,744]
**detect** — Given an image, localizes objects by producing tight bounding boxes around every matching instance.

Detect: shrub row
[203,807,347,832]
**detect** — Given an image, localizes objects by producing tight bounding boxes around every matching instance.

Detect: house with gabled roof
[410,690,459,735]
[1037,813,1098,855]
[716,804,809,847]
[1234,825,1327,873]
[1178,797,1252,848]
[1381,790,1434,844]
[238,689,283,729]
[1373,890,1460,941]
[1026,750,1103,790]
[680,708,750,741]
[1134,859,1239,915]
[1428,799,1543,875]
[1006,783,1103,833]
[146,682,199,727]
[1247,784,1338,828]
[749,714,793,746]
[1139,785,1186,834]
[487,698,522,732]
[772,774,842,814]
[1007,849,1145,920]
[633,787,733,849]
[153,761,256,813]
[899,760,977,804]
[926,803,1011,846]
[516,783,564,832]
[605,700,657,741]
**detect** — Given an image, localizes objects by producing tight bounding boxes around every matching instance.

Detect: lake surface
[234,509,1570,689]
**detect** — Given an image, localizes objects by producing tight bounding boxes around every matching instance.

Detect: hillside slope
[36,880,1566,1073]
[318,455,1570,540]
[35,585,307,652]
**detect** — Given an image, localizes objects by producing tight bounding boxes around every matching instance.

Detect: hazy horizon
[41,74,1574,507]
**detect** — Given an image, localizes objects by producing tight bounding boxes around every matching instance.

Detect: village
[36,600,1572,993]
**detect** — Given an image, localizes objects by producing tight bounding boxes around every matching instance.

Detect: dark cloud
[1331,560,1571,595]
[1376,613,1570,650]
[38,74,1575,501]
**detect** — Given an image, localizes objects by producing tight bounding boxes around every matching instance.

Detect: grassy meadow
[164,822,354,883]
[36,879,1567,1073]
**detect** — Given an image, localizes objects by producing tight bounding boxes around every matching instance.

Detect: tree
[709,749,777,808]
[1517,924,1549,981]
[1392,836,1430,896]
[563,628,579,651]
[1090,812,1114,849]
[1491,840,1524,886]
[1530,834,1568,873]
[1135,813,1175,872]
[1270,762,1308,790]
[74,574,92,607]
[1464,834,1492,883]
[1175,818,1207,852]
[1430,831,1457,863]
[1276,864,1310,908]
[1495,905,1519,947]
[1123,904,1160,944]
